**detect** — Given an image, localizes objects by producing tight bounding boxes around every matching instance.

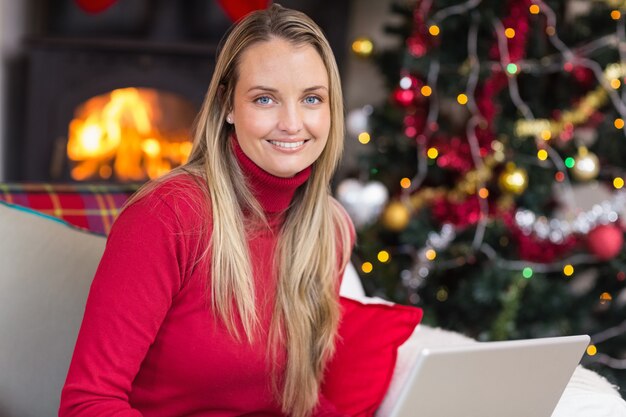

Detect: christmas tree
[340,0,626,393]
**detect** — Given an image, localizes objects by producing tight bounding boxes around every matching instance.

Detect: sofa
[1,183,626,417]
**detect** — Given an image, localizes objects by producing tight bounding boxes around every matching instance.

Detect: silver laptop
[389,334,590,417]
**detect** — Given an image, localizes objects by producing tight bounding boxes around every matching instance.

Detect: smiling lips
[267,139,308,149]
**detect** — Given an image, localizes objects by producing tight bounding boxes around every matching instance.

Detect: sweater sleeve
[59,193,190,417]
[312,394,350,417]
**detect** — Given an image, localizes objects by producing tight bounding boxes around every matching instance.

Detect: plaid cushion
[0,183,140,236]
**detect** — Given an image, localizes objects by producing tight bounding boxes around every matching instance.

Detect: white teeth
[268,140,305,149]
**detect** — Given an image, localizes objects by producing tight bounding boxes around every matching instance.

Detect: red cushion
[321,297,423,416]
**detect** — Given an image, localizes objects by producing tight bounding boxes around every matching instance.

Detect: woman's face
[228,37,331,178]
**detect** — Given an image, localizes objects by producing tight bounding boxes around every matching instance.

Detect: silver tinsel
[514,190,626,243]
[407,224,458,293]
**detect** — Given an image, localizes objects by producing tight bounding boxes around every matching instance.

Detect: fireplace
[21,37,211,182]
[4,0,351,183]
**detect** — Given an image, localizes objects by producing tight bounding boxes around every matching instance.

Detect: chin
[269,168,300,178]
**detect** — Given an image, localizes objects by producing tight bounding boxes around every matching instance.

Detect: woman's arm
[313,394,350,417]
[59,193,189,417]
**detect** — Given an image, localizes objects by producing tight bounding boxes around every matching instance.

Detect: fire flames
[67,87,195,181]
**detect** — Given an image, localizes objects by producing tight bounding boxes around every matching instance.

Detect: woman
[59,4,354,417]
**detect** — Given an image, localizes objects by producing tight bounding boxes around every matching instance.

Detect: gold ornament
[381,200,411,231]
[571,147,600,181]
[498,162,528,195]
[351,37,374,58]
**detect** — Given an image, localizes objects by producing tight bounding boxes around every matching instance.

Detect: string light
[361,262,373,274]
[615,118,625,129]
[429,25,440,36]
[529,4,540,14]
[506,63,519,75]
[436,287,449,302]
[564,157,575,168]
[457,93,469,104]
[400,177,412,188]
[421,85,433,96]
[522,267,533,278]
[540,130,551,140]
[611,10,621,20]
[427,147,439,159]
[537,149,548,160]
[587,345,598,356]
[505,28,516,38]
[478,187,489,199]
[611,78,621,89]
[399,76,413,89]
[600,292,613,303]
[358,132,371,144]
[377,250,391,263]
[563,264,574,276]
[614,177,625,189]
[351,37,374,57]
[425,249,437,261]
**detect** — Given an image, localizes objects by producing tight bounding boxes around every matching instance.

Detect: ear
[217,84,235,124]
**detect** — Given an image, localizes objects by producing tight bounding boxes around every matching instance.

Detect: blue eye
[255,96,273,105]
[304,96,321,105]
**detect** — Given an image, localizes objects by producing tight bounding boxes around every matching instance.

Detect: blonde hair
[126,4,352,416]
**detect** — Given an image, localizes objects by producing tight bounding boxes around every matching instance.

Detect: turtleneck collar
[232,136,312,213]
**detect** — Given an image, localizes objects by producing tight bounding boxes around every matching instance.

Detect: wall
[341,0,399,174]
[0,0,31,180]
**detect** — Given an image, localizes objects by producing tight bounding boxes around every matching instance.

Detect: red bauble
[572,66,595,88]
[75,0,117,14]
[392,87,415,107]
[407,36,427,57]
[587,224,624,261]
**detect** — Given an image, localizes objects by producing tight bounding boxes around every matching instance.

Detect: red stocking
[74,0,118,14]
[216,0,271,22]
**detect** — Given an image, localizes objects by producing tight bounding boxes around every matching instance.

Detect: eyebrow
[246,85,328,93]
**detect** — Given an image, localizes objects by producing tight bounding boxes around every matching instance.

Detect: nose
[277,102,303,134]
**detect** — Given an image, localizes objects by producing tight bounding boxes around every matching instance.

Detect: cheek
[236,107,275,136]
[306,109,331,138]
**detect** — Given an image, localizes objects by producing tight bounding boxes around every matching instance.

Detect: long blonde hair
[126,4,352,416]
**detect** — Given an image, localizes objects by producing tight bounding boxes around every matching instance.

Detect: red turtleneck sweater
[59,142,352,417]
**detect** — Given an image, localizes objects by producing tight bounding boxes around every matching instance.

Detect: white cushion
[0,202,105,417]
[339,261,366,298]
